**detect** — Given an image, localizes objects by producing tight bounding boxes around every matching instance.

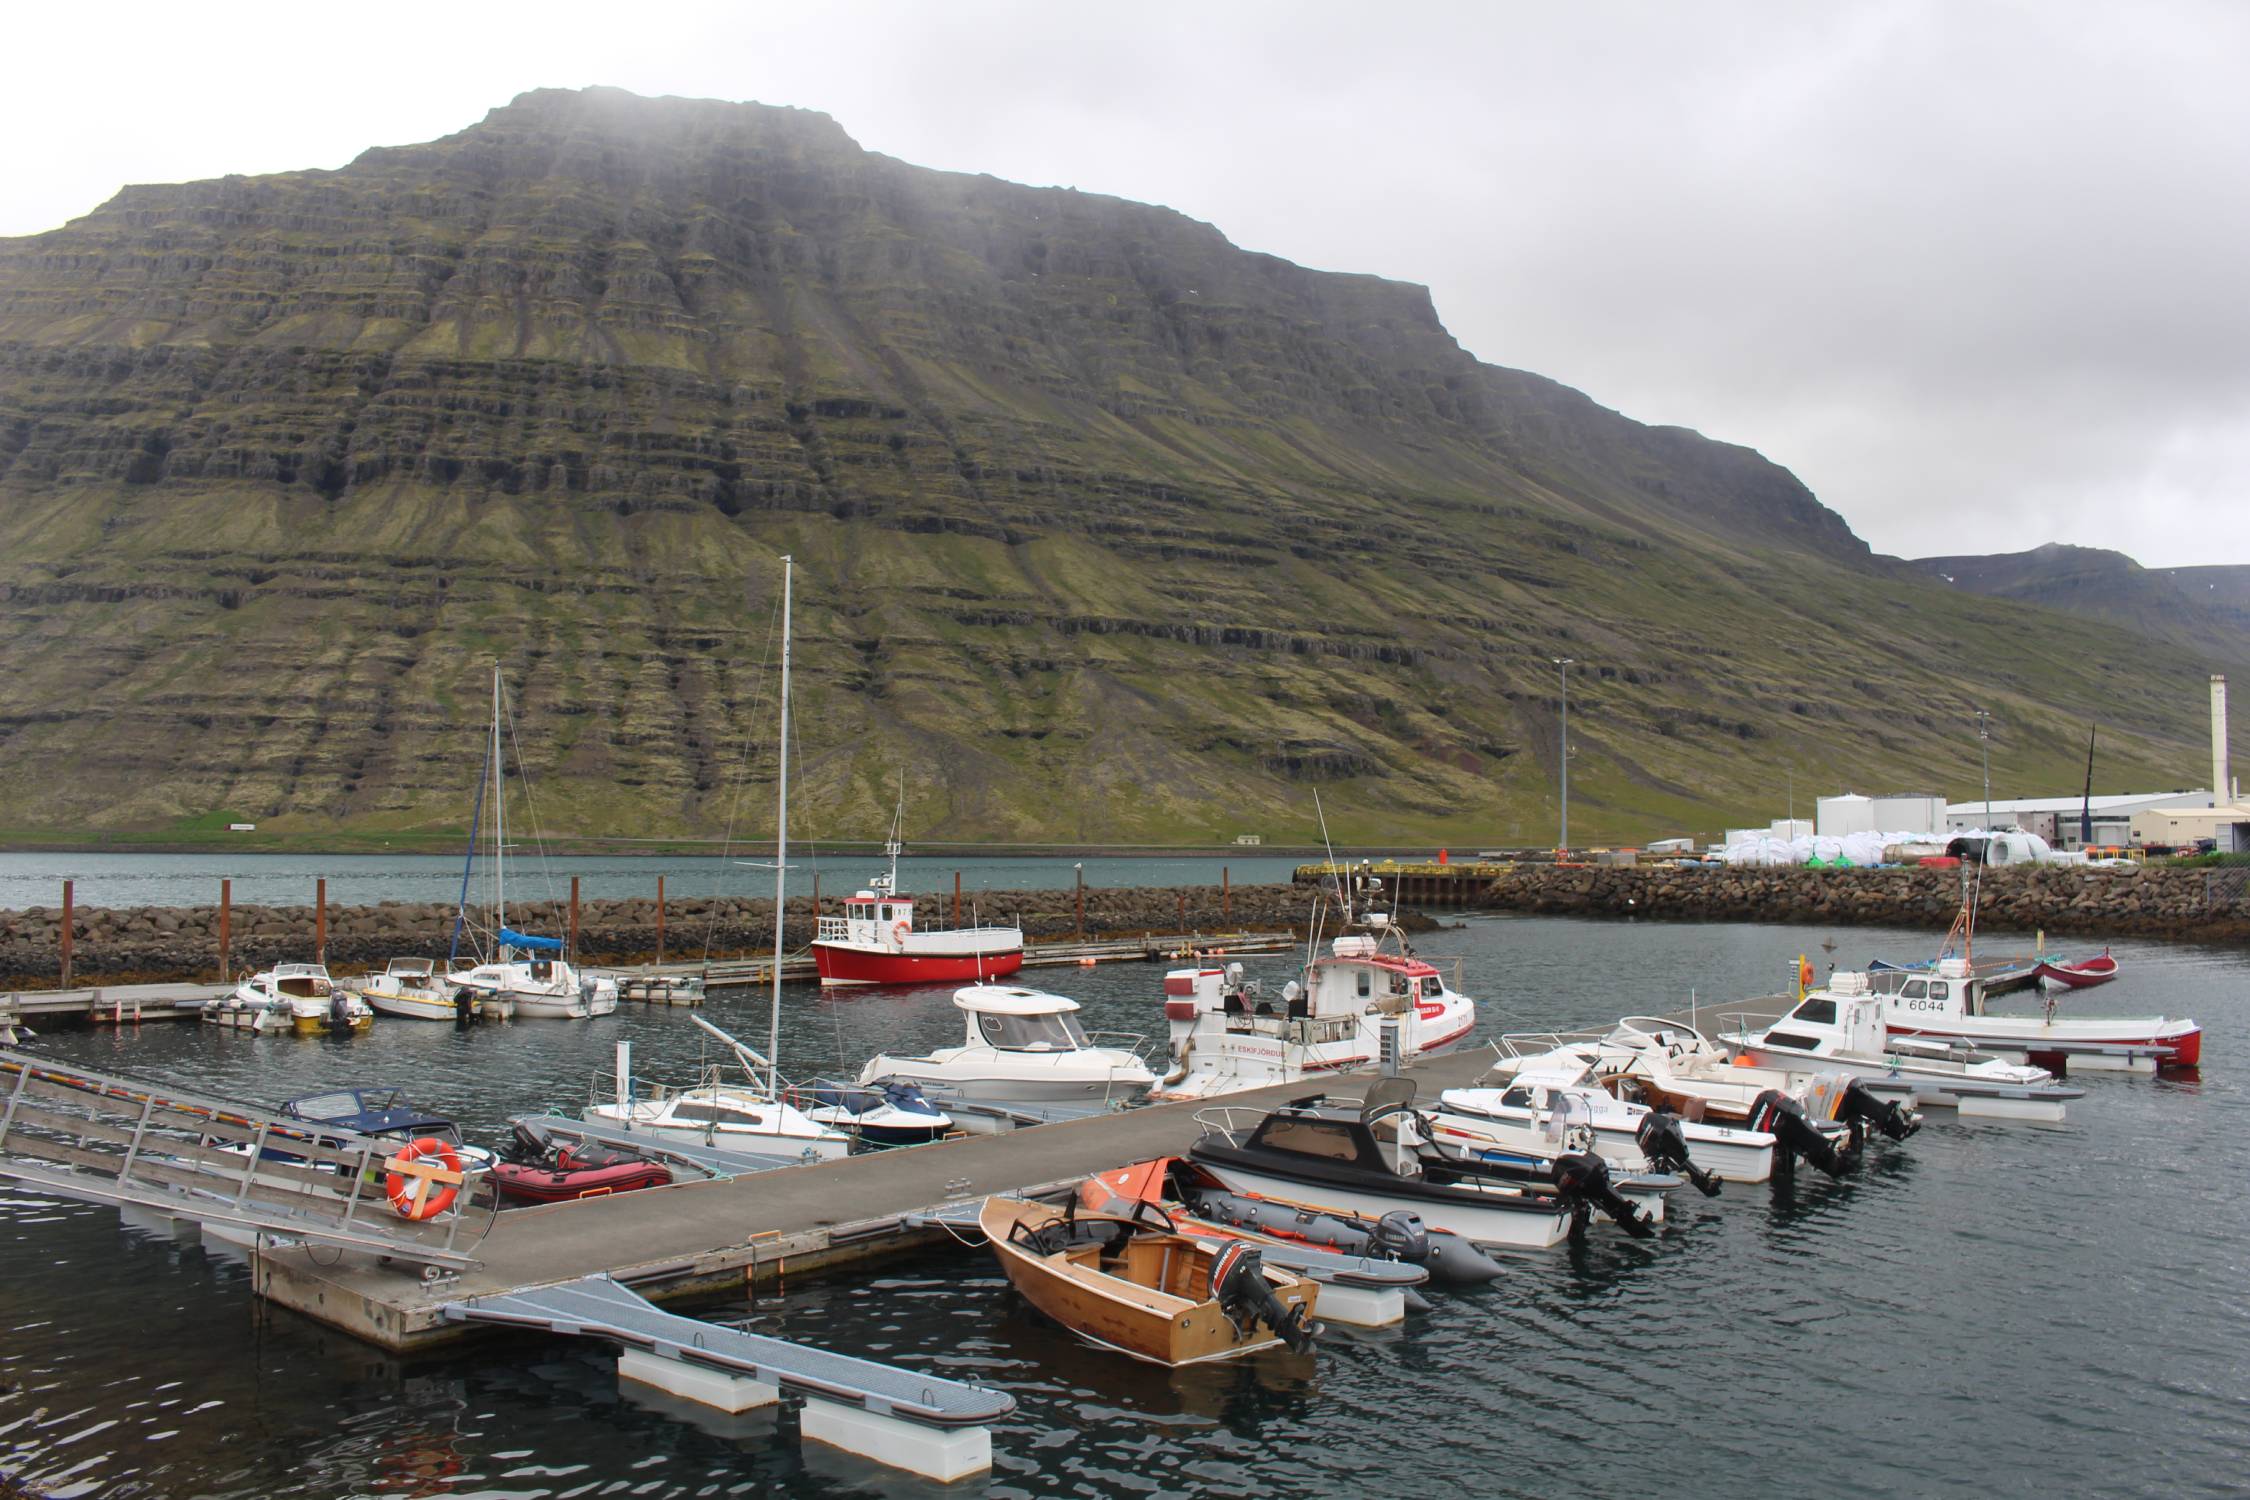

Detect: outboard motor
[1836,1079,1922,1141]
[1635,1110,1722,1197]
[1209,1243,1315,1353]
[1367,1210,1430,1266]
[1551,1152,1655,1239]
[1744,1089,1860,1180]
[328,992,352,1033]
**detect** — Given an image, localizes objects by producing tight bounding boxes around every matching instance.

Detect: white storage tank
[1815,794,1876,837]
[1769,819,1812,839]
[1869,794,1946,836]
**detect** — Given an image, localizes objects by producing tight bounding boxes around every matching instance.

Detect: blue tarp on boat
[498,927,565,953]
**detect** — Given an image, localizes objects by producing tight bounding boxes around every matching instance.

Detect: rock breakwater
[0,884,1314,987]
[1464,863,2250,942]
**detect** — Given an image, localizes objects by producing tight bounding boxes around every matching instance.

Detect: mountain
[0,87,2236,845]
[1914,545,2250,663]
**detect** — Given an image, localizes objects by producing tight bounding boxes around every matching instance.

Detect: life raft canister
[385,1136,463,1221]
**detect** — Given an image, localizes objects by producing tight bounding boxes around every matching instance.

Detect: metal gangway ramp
[445,1274,1013,1480]
[0,1049,484,1269]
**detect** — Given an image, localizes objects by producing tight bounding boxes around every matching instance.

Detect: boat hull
[812,941,1024,987]
[361,992,462,1022]
[1736,1043,2075,1122]
[1886,1017,2201,1070]
[1189,1152,1572,1250]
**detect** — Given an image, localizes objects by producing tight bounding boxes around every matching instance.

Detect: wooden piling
[1074,867,1084,939]
[59,879,73,990]
[954,871,962,930]
[656,875,666,965]
[316,878,327,965]
[1223,866,1231,921]
[570,877,581,958]
[1177,891,1186,931]
[218,879,231,981]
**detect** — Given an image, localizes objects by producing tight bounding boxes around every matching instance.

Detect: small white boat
[353,958,465,1022]
[857,985,1157,1107]
[586,1016,849,1163]
[1723,982,2083,1122]
[1865,959,2201,1073]
[450,951,608,1019]
[212,963,369,1034]
[1431,1059,1765,1186]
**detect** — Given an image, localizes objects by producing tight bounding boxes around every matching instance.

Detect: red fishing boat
[809,810,1022,987]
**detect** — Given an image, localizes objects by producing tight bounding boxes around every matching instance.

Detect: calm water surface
[0,853,1315,911]
[4,915,2247,1498]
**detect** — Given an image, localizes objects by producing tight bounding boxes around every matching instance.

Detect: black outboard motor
[328,991,352,1033]
[1367,1210,1430,1265]
[1209,1243,1316,1353]
[1634,1110,1723,1197]
[1835,1080,1922,1141]
[1552,1152,1655,1239]
[1744,1089,1860,1180]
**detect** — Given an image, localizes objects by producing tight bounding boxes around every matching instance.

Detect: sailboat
[444,666,615,1020]
[584,556,846,1160]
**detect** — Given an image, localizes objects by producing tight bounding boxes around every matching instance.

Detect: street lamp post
[1976,709,1993,826]
[1554,657,1575,852]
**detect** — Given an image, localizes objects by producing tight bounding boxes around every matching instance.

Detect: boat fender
[384,1137,463,1220]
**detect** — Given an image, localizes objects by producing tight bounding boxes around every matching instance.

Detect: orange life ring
[385,1136,463,1221]
[892,920,912,943]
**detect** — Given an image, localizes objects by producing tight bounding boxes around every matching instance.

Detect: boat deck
[254,992,1800,1351]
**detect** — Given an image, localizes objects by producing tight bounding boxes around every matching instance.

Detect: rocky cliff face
[0,88,2228,842]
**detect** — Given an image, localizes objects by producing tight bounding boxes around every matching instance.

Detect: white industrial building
[1945,791,2211,846]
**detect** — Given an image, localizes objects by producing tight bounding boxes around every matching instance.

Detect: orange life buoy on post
[385,1136,464,1221]
[892,920,911,944]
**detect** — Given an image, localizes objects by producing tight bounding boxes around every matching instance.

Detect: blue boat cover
[498,927,565,952]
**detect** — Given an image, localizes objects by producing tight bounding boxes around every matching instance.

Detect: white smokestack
[2215,675,2231,809]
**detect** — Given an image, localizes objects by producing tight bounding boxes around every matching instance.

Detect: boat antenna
[1311,789,1342,963]
[493,664,506,952]
[2080,724,2097,847]
[768,555,794,1091]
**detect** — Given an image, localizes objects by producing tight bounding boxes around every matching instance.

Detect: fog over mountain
[3,0,2244,568]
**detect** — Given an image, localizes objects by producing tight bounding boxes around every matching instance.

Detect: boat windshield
[976,1011,1091,1051]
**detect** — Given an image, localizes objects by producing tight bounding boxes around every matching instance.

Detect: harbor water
[4,914,2246,1498]
[0,852,1313,912]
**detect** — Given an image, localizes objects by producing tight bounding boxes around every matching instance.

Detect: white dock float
[444,1275,1012,1481]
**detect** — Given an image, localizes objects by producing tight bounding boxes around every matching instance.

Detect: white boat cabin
[820,887,919,949]
[1760,989,1892,1057]
[1838,964,1982,1024]
[954,985,1096,1052]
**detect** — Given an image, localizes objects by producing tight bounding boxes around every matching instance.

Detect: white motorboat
[211,963,369,1034]
[794,1079,954,1146]
[1431,1059,1763,1186]
[1724,981,2083,1122]
[1863,959,2201,1073]
[352,958,465,1022]
[857,985,1157,1106]
[1153,939,1476,1103]
[449,952,598,1018]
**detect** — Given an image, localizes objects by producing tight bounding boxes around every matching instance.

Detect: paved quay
[254,993,1798,1351]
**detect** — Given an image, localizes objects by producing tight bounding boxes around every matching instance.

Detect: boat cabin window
[1356,971,1371,998]
[1792,998,1837,1025]
[977,1011,1090,1050]
[1256,1117,1364,1163]
[285,1091,369,1122]
[1930,982,1952,1002]
[1498,1085,1535,1109]
[672,1101,766,1125]
[1900,979,1928,1000]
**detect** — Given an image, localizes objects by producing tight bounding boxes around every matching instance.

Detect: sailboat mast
[493,666,505,940]
[769,557,793,1081]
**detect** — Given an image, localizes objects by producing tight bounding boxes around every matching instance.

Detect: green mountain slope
[1915,544,2250,665]
[0,87,2235,844]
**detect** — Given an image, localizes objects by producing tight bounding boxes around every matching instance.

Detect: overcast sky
[6,1,2244,565]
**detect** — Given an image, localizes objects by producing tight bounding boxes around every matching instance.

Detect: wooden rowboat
[979,1195,1318,1366]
